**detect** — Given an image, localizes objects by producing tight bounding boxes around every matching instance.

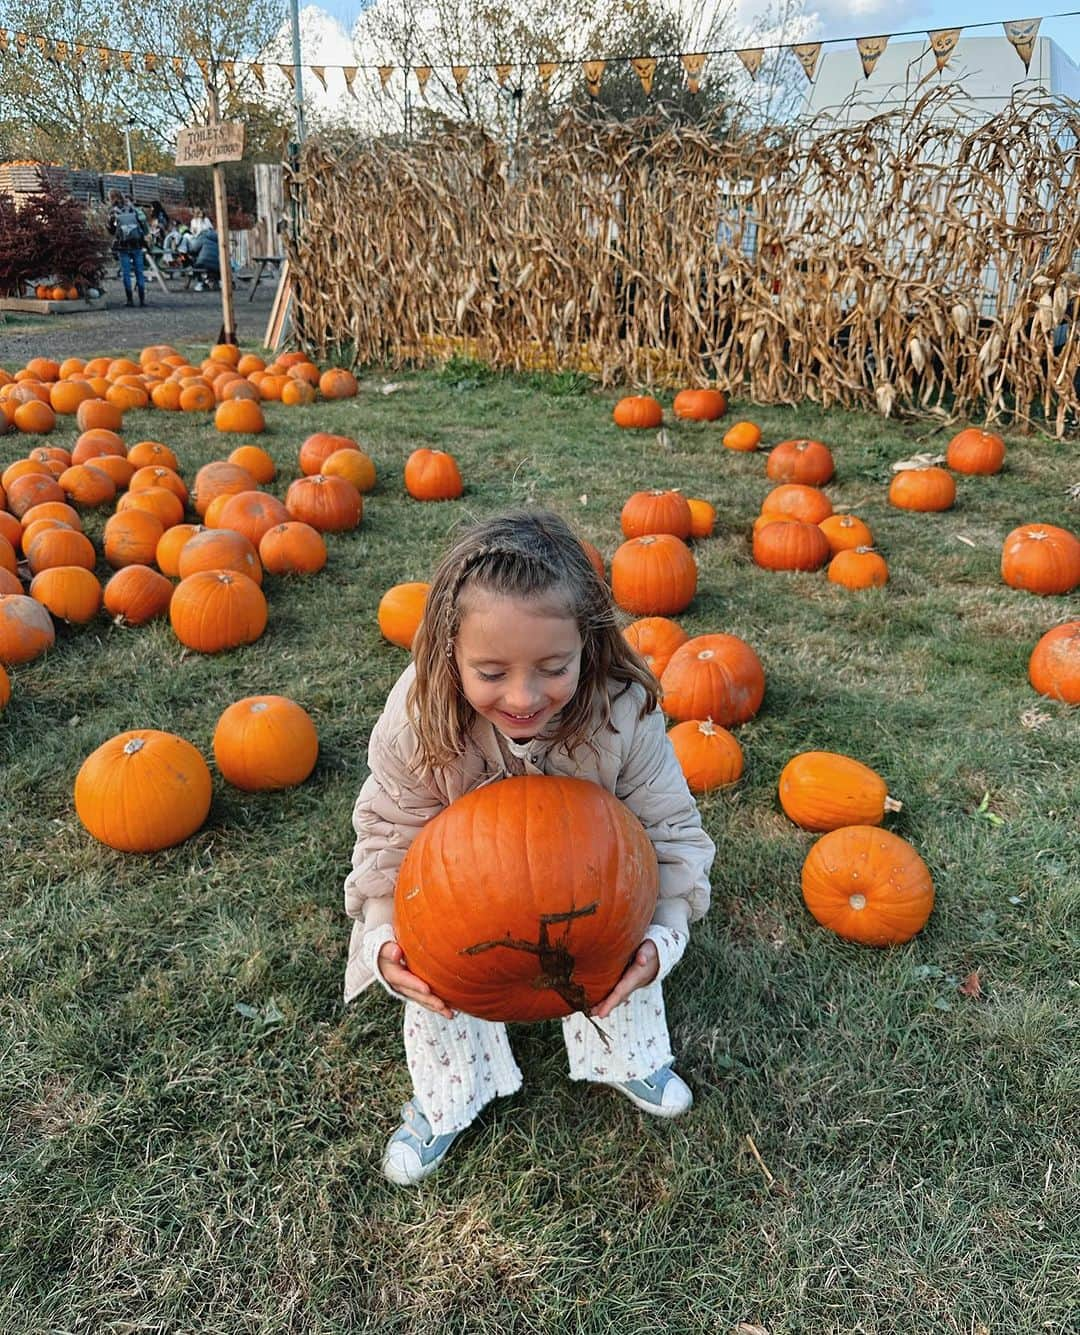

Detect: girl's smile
[454,592,583,740]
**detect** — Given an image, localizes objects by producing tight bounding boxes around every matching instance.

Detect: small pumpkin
[672,388,726,421]
[155,524,203,577]
[169,570,268,653]
[612,396,663,429]
[686,499,715,539]
[29,565,102,624]
[945,428,1005,475]
[1001,524,1080,596]
[258,522,328,575]
[103,565,174,625]
[74,730,212,852]
[285,474,362,532]
[667,719,743,793]
[103,510,165,569]
[318,368,359,399]
[378,582,431,650]
[1028,620,1080,704]
[214,398,265,433]
[298,432,359,477]
[660,634,765,726]
[752,520,831,572]
[620,489,692,540]
[228,445,276,483]
[0,593,57,664]
[722,421,761,452]
[765,439,835,485]
[888,466,956,512]
[213,695,319,790]
[177,528,263,585]
[779,751,902,831]
[322,448,377,494]
[761,483,833,525]
[25,527,96,575]
[622,616,688,679]
[404,448,463,501]
[819,514,874,554]
[610,534,697,616]
[827,547,889,589]
[215,491,291,548]
[801,826,933,946]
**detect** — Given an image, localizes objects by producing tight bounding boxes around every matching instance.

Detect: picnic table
[249,256,284,300]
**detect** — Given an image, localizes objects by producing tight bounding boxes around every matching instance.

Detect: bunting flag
[97,46,109,70]
[583,59,605,96]
[310,64,327,90]
[735,48,763,80]
[792,42,822,81]
[15,32,28,55]
[928,28,961,71]
[452,64,469,91]
[195,56,210,84]
[172,56,187,81]
[34,34,47,55]
[144,51,157,73]
[279,63,295,87]
[0,31,7,53]
[121,50,133,72]
[538,61,558,93]
[222,58,236,93]
[856,35,888,79]
[495,63,513,86]
[415,65,432,96]
[342,65,358,97]
[251,62,265,89]
[681,52,706,92]
[74,43,88,64]
[377,65,392,90]
[54,39,69,62]
[1004,17,1040,71]
[631,56,657,95]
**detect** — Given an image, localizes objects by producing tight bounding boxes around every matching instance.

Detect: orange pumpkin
[779,751,902,831]
[103,510,166,568]
[610,534,697,616]
[213,695,319,790]
[285,475,362,532]
[620,489,692,541]
[672,388,727,421]
[191,461,257,517]
[258,522,328,575]
[0,592,56,664]
[622,616,688,679]
[827,547,889,589]
[612,395,663,429]
[29,565,102,624]
[215,491,291,548]
[13,400,56,435]
[1001,524,1080,596]
[765,439,835,485]
[685,499,715,540]
[393,774,658,1021]
[0,662,9,708]
[58,464,117,508]
[227,445,276,483]
[404,448,463,501]
[1027,620,1080,703]
[318,367,358,399]
[25,527,96,575]
[299,432,359,477]
[322,448,376,494]
[169,570,268,653]
[76,399,123,433]
[117,487,185,531]
[74,730,213,852]
[945,428,1005,475]
[722,421,761,451]
[761,483,833,524]
[177,528,263,586]
[377,582,431,650]
[155,524,203,577]
[801,826,933,946]
[753,520,831,572]
[103,565,174,625]
[659,634,765,726]
[667,719,743,793]
[214,398,266,433]
[888,467,956,512]
[819,514,874,554]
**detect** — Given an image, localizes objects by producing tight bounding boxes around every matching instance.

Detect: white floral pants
[362,923,686,1134]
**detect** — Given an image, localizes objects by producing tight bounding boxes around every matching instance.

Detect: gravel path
[1,272,282,363]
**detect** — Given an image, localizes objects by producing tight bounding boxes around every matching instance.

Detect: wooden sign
[175,122,245,167]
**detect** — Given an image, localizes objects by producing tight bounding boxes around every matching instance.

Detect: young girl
[344,509,715,1185]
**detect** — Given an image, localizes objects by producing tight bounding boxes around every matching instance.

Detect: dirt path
[1,272,282,363]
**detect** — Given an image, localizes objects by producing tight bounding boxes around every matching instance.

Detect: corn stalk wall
[287,90,1080,435]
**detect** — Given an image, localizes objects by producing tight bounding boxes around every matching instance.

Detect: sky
[305,0,1080,64]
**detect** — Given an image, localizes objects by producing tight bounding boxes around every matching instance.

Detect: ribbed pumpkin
[827,547,889,588]
[213,695,319,790]
[6,472,65,518]
[322,447,377,494]
[378,582,431,650]
[103,565,174,625]
[752,520,831,572]
[103,510,165,569]
[620,489,692,540]
[393,774,659,1021]
[672,388,726,421]
[1028,621,1080,704]
[318,368,358,399]
[177,528,263,585]
[801,826,933,946]
[667,719,743,793]
[258,522,328,575]
[117,486,184,531]
[58,463,116,508]
[29,566,101,623]
[1001,524,1080,596]
[169,570,268,653]
[766,439,835,485]
[404,448,463,501]
[888,466,956,512]
[819,513,874,554]
[155,523,203,577]
[622,616,688,679]
[215,491,291,548]
[610,534,697,616]
[779,751,901,831]
[25,527,96,575]
[285,474,362,531]
[761,483,833,524]
[722,421,761,451]
[0,592,56,664]
[214,398,265,433]
[945,428,1005,475]
[612,395,663,429]
[298,432,359,476]
[74,730,212,852]
[660,634,765,725]
[192,461,257,517]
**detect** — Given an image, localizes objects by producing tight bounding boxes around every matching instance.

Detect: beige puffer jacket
[343,663,715,1003]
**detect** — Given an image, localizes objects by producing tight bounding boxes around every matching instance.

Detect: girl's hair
[409,508,659,769]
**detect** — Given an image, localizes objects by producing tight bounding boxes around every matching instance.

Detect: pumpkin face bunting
[393,775,659,1022]
[801,826,934,946]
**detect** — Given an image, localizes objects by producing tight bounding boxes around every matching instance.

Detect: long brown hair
[408,509,659,769]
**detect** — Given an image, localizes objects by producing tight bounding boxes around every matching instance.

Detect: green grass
[2,354,1078,1333]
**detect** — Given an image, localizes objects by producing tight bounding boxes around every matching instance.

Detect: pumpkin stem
[123,737,145,755]
[884,796,903,813]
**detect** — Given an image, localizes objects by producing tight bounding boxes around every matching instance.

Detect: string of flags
[0,15,1064,102]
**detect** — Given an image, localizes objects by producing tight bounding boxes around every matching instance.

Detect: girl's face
[454,590,582,741]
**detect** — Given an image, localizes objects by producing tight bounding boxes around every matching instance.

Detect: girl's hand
[589,939,659,1020]
[377,941,456,1020]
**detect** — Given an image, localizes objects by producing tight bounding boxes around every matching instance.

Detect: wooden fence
[286,88,1080,435]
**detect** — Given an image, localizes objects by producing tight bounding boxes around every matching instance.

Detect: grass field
[2,352,1078,1334]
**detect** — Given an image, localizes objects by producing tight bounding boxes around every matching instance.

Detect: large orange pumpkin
[801,826,934,946]
[0,593,57,664]
[29,566,102,624]
[404,449,463,501]
[765,439,835,485]
[212,695,319,790]
[258,522,327,575]
[672,388,727,421]
[945,428,1005,475]
[378,582,431,650]
[888,467,956,512]
[214,398,265,434]
[752,520,831,572]
[298,432,359,476]
[393,774,659,1021]
[659,634,765,726]
[778,751,902,831]
[319,368,358,399]
[612,395,663,429]
[285,475,362,531]
[610,534,697,616]
[103,565,174,625]
[1028,621,1080,703]
[620,489,692,540]
[74,730,213,852]
[1001,524,1080,596]
[169,570,268,653]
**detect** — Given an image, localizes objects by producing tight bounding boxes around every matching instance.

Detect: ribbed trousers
[402,977,675,1134]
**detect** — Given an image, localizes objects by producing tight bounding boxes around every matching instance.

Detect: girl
[344,509,715,1185]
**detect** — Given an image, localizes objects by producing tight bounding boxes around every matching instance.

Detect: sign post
[175,97,244,345]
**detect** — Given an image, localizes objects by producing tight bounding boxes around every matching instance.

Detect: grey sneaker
[611,1065,693,1118]
[381,1099,462,1185]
